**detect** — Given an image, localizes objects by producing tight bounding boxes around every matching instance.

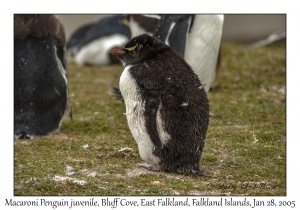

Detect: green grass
[14,42,286,196]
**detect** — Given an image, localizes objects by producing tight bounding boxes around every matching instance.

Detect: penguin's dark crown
[126,33,168,52]
[110,33,169,66]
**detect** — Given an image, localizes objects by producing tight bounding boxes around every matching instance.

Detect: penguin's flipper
[153,15,193,57]
[143,90,162,149]
[110,87,124,102]
[167,16,192,57]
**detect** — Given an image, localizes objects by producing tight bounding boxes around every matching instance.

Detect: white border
[4,1,298,209]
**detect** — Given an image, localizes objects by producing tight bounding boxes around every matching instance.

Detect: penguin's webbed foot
[137,162,162,171]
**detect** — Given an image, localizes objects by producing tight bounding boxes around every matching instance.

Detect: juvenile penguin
[14,14,71,139]
[109,34,209,175]
[112,14,222,117]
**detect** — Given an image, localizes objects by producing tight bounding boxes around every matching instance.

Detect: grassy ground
[14,42,286,196]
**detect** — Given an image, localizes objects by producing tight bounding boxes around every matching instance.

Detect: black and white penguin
[69,15,131,66]
[109,33,209,176]
[66,22,94,61]
[153,14,224,93]
[113,14,223,117]
[14,14,71,139]
[110,15,161,98]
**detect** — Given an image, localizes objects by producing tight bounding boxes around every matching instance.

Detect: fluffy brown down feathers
[14,14,66,48]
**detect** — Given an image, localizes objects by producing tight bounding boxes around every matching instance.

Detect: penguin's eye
[130,51,136,56]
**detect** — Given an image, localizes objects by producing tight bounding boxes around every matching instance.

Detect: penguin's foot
[137,162,162,171]
[176,167,205,176]
[189,169,205,176]
[209,111,221,118]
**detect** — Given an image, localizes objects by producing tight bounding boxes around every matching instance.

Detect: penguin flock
[14,14,224,176]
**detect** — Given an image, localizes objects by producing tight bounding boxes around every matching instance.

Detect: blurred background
[56,14,286,45]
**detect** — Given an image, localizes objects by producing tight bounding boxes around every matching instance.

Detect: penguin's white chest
[119,65,160,165]
[184,15,224,93]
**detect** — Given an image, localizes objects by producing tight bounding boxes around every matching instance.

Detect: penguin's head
[109,33,168,66]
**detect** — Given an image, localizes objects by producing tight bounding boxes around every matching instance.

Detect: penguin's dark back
[128,37,210,141]
[127,37,201,92]
[128,38,209,172]
[14,36,68,137]
[14,14,68,71]
[14,14,69,139]
[114,34,209,174]
[66,23,94,49]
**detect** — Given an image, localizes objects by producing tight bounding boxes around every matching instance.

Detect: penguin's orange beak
[122,19,129,25]
[109,47,125,56]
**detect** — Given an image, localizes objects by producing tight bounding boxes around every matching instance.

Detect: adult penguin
[66,22,94,61]
[14,14,71,139]
[153,14,224,94]
[121,14,223,91]
[109,34,209,176]
[71,15,131,66]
